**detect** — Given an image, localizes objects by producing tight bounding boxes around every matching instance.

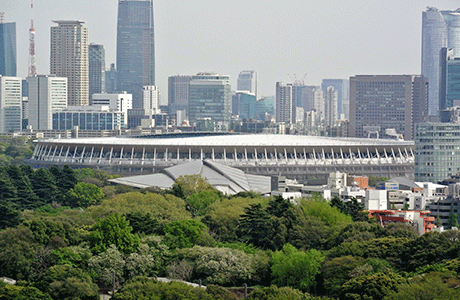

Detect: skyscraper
[237,70,257,98]
[324,86,338,127]
[188,73,231,126]
[275,82,293,123]
[0,76,22,133]
[27,75,67,130]
[421,7,460,116]
[349,75,428,140]
[89,44,105,99]
[142,85,160,113]
[117,0,155,108]
[105,63,117,93]
[50,20,89,106]
[0,21,17,76]
[321,79,348,117]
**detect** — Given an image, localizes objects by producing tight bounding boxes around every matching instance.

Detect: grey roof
[109,159,272,195]
[390,177,420,189]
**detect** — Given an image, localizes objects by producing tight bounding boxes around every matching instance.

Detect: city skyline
[2,0,459,100]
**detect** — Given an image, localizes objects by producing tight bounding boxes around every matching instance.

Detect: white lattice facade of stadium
[27,133,415,182]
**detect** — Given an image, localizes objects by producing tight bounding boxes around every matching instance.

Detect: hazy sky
[3,0,459,101]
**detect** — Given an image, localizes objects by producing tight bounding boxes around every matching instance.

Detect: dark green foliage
[89,213,140,254]
[448,204,459,229]
[0,226,40,280]
[112,277,214,300]
[341,272,404,300]
[206,285,238,300]
[321,256,366,297]
[30,168,59,204]
[247,285,313,300]
[124,212,160,235]
[400,230,460,271]
[24,218,81,247]
[330,197,368,222]
[34,264,99,300]
[332,222,384,247]
[0,202,21,229]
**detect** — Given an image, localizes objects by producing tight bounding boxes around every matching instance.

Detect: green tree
[321,256,366,297]
[237,203,287,250]
[0,202,21,229]
[30,168,59,204]
[171,174,215,198]
[112,277,213,300]
[247,285,313,300]
[88,245,125,289]
[341,272,404,300]
[125,243,157,279]
[186,190,220,217]
[192,246,256,286]
[448,205,459,229]
[89,213,140,254]
[270,244,324,292]
[124,212,160,235]
[299,197,352,226]
[64,182,104,208]
[0,281,52,300]
[36,264,99,300]
[52,245,93,269]
[163,219,215,249]
[0,226,40,280]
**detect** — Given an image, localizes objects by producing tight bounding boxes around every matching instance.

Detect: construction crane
[28,0,37,77]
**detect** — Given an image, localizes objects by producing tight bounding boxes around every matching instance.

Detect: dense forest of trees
[1,137,460,299]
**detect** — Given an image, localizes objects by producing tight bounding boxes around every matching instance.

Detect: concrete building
[275,82,294,123]
[91,92,132,128]
[168,75,192,115]
[52,105,123,131]
[0,76,21,133]
[88,44,105,98]
[117,0,155,108]
[27,75,67,130]
[422,7,460,116]
[50,20,89,106]
[0,21,16,76]
[349,75,429,140]
[188,73,231,127]
[237,70,257,98]
[142,85,160,114]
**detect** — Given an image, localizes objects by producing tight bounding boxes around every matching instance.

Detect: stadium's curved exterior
[27,133,415,182]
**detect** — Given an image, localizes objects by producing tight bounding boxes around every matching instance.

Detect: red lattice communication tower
[28,0,37,77]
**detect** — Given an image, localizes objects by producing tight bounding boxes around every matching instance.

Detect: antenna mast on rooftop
[28,0,37,77]
[0,12,5,24]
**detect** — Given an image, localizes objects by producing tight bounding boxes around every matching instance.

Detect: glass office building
[415,122,460,182]
[188,73,231,126]
[0,76,22,133]
[0,22,17,76]
[117,0,155,108]
[89,44,105,99]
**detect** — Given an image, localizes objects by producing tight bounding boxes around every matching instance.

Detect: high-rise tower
[0,15,17,76]
[50,20,89,106]
[422,7,460,116]
[117,0,155,108]
[89,44,105,100]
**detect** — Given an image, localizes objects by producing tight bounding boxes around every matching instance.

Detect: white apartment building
[27,75,67,130]
[91,92,132,128]
[142,85,160,114]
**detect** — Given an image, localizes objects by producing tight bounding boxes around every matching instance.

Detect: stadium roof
[109,159,272,195]
[38,133,414,147]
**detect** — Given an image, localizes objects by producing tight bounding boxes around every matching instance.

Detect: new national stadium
[26,133,415,182]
